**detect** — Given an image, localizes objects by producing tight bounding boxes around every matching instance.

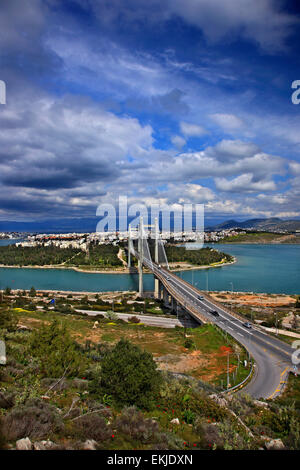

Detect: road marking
[281,367,289,376]
[154,265,292,359]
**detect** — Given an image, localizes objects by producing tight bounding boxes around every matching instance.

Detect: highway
[143,258,294,399]
[76,309,197,329]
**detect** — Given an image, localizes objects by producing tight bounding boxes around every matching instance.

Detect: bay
[0,244,299,294]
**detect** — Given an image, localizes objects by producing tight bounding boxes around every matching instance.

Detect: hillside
[209,218,300,232]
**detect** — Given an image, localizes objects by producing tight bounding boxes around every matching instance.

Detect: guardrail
[220,359,254,395]
[155,271,209,324]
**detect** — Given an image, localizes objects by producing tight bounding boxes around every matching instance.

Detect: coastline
[0,257,237,274]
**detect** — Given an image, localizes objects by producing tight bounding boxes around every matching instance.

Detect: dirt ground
[156,345,235,382]
[210,292,296,308]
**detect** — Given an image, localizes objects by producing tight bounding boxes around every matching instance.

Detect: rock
[16,437,32,450]
[209,393,228,408]
[82,440,98,450]
[265,439,285,450]
[170,418,180,425]
[33,440,58,450]
[254,400,269,408]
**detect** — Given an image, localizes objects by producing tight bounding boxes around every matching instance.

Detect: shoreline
[7,288,296,298]
[0,257,237,274]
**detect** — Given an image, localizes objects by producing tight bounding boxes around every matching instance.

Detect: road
[144,259,294,399]
[76,309,197,329]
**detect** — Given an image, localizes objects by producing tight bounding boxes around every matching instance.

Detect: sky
[0,0,300,225]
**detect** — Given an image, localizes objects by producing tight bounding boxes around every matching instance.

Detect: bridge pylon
[154,217,159,299]
[138,216,144,297]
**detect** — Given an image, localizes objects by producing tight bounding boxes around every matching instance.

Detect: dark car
[210,310,219,317]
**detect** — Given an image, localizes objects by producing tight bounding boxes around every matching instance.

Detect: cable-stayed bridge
[127,217,294,399]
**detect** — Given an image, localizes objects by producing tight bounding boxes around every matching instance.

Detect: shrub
[90,339,162,410]
[0,391,15,409]
[105,310,118,321]
[0,309,17,332]
[184,338,195,349]
[71,413,111,442]
[115,406,159,442]
[30,319,85,377]
[0,418,7,449]
[2,398,63,440]
[128,316,140,324]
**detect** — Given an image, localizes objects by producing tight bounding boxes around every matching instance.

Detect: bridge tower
[154,217,159,298]
[127,223,131,268]
[138,216,144,297]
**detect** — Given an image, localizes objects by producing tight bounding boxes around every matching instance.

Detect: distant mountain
[0,216,300,234]
[0,218,100,233]
[209,217,300,232]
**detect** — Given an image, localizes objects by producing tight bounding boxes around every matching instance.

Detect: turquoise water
[0,244,299,294]
[0,238,23,246]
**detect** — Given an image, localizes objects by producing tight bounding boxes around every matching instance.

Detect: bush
[2,398,63,440]
[90,339,162,410]
[30,319,85,377]
[128,316,140,324]
[71,413,111,442]
[105,310,118,321]
[0,309,17,332]
[184,338,195,349]
[115,406,159,442]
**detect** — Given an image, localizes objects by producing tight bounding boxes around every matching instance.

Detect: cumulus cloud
[180,121,208,137]
[171,135,186,149]
[215,174,277,193]
[0,95,153,194]
[209,113,245,131]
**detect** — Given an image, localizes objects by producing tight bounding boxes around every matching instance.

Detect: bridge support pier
[155,278,161,300]
[162,286,170,307]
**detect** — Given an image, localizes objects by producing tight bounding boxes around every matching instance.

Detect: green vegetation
[90,339,163,410]
[69,243,122,267]
[30,320,86,378]
[165,245,233,266]
[0,304,299,450]
[0,309,17,333]
[220,231,284,243]
[0,245,79,266]
[0,243,122,268]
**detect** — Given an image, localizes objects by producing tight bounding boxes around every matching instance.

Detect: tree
[29,286,36,297]
[30,320,85,377]
[0,309,17,332]
[90,339,162,410]
[295,296,300,309]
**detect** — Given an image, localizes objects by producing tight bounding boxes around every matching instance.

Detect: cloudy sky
[0,0,300,224]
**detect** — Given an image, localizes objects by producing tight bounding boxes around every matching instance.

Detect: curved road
[143,258,294,399]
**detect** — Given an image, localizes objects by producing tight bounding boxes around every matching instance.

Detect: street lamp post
[227,352,230,389]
